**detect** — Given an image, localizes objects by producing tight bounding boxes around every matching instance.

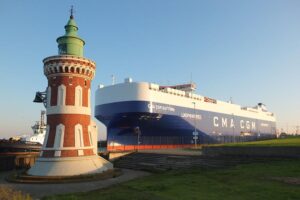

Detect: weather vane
[70,5,75,19]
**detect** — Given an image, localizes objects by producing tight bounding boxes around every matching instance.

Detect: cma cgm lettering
[95,81,277,150]
[213,116,256,130]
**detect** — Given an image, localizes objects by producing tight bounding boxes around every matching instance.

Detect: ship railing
[242,107,259,113]
[184,92,203,101]
[151,84,203,99]
[160,87,186,97]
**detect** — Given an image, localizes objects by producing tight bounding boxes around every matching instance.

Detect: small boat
[0,111,46,153]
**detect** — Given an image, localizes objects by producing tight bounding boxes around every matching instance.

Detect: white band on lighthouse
[47,105,91,115]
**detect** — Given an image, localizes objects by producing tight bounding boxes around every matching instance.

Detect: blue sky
[0,0,299,139]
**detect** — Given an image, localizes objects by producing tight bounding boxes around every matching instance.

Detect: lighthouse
[28,11,113,176]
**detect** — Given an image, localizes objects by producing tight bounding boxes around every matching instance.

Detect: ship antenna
[111,75,115,85]
[41,110,46,126]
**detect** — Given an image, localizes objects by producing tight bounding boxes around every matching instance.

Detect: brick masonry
[41,56,96,158]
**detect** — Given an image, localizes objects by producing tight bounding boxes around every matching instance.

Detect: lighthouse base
[27,155,113,176]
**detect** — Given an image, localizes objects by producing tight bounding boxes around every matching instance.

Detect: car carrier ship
[95,78,276,151]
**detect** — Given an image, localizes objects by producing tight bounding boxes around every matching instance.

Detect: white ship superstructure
[20,111,46,144]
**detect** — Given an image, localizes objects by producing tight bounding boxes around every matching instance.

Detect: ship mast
[40,110,46,126]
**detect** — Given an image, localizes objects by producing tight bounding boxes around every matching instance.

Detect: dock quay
[0,152,39,171]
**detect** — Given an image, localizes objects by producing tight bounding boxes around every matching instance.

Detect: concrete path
[0,169,150,199]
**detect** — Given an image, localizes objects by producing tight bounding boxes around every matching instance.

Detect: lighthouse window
[57,85,66,106]
[75,124,84,148]
[47,87,51,107]
[89,131,93,147]
[54,124,65,148]
[84,80,87,86]
[75,86,83,106]
[59,44,67,54]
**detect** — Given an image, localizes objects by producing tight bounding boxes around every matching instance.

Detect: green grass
[43,159,300,200]
[220,136,300,147]
[0,186,32,200]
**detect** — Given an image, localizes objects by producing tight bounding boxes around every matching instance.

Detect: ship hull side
[95,101,276,150]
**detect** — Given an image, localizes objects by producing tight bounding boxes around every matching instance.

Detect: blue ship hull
[95,101,276,150]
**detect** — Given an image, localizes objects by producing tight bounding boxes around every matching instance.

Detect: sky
[0,0,299,139]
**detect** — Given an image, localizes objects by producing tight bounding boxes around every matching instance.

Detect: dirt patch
[269,177,300,185]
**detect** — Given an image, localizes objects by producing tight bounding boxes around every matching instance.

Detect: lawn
[220,136,300,147]
[43,159,300,200]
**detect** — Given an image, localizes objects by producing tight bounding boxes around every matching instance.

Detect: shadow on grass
[6,169,122,184]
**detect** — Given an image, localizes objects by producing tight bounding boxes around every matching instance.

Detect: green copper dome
[56,14,85,57]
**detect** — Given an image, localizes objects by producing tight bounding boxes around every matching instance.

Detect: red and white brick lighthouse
[28,11,112,176]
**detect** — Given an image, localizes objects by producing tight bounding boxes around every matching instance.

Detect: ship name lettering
[240,120,256,130]
[240,120,245,129]
[222,118,228,127]
[230,119,235,128]
[252,122,256,129]
[246,121,250,129]
[213,116,219,127]
[214,117,235,128]
[240,120,250,129]
[181,113,201,119]
[148,103,175,112]
[214,117,256,130]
